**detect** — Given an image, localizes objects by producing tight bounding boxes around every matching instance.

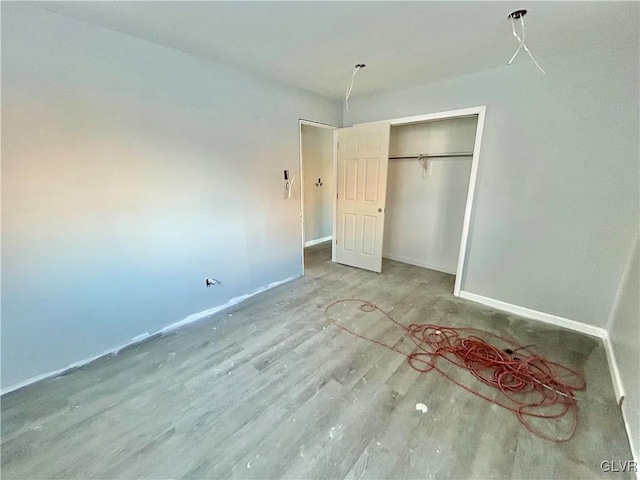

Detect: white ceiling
[35,1,637,100]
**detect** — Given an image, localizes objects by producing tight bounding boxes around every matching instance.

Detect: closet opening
[346,106,486,296]
[299,120,337,275]
[385,115,477,279]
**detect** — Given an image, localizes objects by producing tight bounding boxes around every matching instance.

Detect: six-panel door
[335,123,391,272]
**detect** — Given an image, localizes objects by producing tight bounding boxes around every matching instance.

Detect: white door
[334,123,391,272]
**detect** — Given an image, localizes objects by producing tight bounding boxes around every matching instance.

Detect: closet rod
[389,152,474,160]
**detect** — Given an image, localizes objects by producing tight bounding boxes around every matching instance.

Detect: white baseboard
[382,253,456,275]
[1,274,301,396]
[458,291,607,338]
[304,235,332,247]
[458,290,626,404]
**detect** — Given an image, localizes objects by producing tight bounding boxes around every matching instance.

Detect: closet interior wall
[384,116,478,274]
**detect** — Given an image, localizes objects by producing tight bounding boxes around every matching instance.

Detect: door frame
[298,119,338,275]
[352,106,487,297]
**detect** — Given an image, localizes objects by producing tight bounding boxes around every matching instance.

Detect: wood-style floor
[1,242,633,479]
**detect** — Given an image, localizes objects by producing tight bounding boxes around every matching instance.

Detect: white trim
[602,334,625,404]
[304,235,332,247]
[382,253,456,275]
[604,233,639,464]
[332,129,338,263]
[622,403,639,468]
[353,106,487,296]
[298,119,337,276]
[606,233,639,331]
[458,290,607,339]
[299,119,337,129]
[1,274,301,396]
[355,107,485,126]
[454,107,485,297]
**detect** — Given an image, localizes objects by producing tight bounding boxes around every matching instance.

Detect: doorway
[335,106,486,296]
[299,120,337,274]
[384,115,478,275]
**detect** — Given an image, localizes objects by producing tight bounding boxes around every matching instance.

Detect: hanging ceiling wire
[345,64,365,112]
[507,10,545,74]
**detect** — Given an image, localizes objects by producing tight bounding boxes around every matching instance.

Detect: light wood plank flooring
[1,242,634,479]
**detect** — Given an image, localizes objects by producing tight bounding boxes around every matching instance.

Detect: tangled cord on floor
[324,299,586,442]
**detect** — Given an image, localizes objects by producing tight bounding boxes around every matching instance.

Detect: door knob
[378,208,383,213]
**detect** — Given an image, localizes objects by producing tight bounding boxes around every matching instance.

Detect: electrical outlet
[205,278,220,287]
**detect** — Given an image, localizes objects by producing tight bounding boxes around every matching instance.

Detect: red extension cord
[324,299,586,442]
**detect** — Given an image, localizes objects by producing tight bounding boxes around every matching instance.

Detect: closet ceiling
[36,1,636,100]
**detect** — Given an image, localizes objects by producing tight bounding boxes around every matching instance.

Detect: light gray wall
[385,117,476,273]
[1,3,341,390]
[344,18,640,328]
[608,235,639,461]
[302,125,334,243]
